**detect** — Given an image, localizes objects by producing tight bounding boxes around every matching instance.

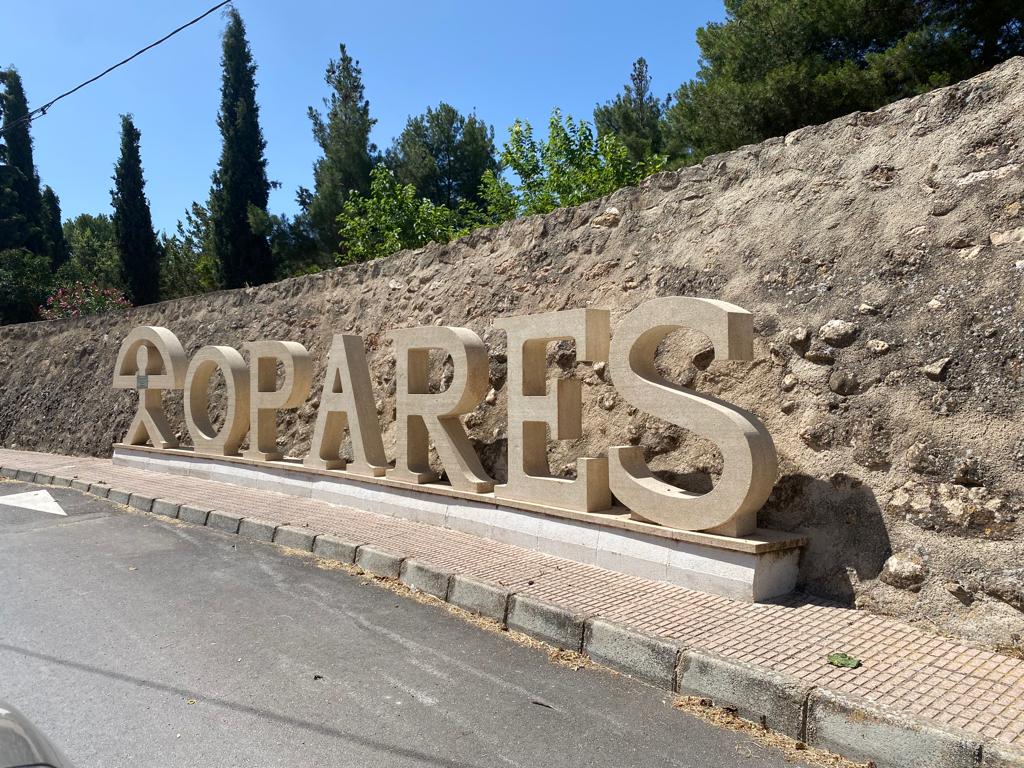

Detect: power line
[0,0,233,138]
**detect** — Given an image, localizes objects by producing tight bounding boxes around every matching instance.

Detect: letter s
[608,297,777,537]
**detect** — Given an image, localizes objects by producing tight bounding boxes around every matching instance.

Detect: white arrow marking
[0,489,67,516]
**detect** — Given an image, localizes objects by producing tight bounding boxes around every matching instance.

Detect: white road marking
[0,490,67,516]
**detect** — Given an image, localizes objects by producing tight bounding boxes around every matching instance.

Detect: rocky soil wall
[3,59,1024,648]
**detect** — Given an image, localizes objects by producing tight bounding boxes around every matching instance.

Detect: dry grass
[671,697,872,767]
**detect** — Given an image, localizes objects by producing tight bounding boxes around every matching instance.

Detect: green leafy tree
[111,115,162,305]
[664,0,1024,163]
[208,8,273,288]
[494,110,662,218]
[40,185,69,270]
[336,165,463,263]
[305,44,377,255]
[60,213,124,290]
[0,248,50,323]
[594,57,667,163]
[159,202,220,300]
[386,103,499,209]
[0,68,45,255]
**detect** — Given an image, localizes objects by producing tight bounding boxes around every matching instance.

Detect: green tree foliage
[208,8,273,288]
[0,248,50,324]
[594,57,667,163]
[160,202,220,300]
[493,110,662,218]
[0,68,45,255]
[111,115,162,305]
[664,0,1024,163]
[60,213,124,290]
[40,185,69,270]
[336,165,462,263]
[385,103,499,209]
[305,44,377,255]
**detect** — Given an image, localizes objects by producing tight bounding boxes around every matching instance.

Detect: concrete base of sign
[112,444,806,602]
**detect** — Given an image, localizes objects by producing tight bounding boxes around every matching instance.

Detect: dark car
[0,703,71,768]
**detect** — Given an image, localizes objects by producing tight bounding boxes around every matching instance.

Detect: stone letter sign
[114,298,778,537]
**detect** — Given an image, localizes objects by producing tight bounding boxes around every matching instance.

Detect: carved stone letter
[494,309,611,512]
[184,346,251,456]
[112,326,188,449]
[304,334,388,476]
[388,326,493,493]
[608,297,778,537]
[242,341,313,462]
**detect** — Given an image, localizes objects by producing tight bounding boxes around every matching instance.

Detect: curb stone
[178,505,211,526]
[70,479,91,492]
[16,470,36,482]
[207,510,243,534]
[128,494,154,513]
[447,575,511,623]
[107,488,131,505]
[273,525,316,552]
[584,618,680,690]
[151,499,180,518]
[312,534,360,564]
[355,545,404,578]
[0,467,18,479]
[88,484,111,498]
[507,594,587,652]
[238,517,278,542]
[677,649,812,741]
[982,741,1024,767]
[33,473,54,485]
[51,476,72,487]
[400,559,452,599]
[806,688,984,768]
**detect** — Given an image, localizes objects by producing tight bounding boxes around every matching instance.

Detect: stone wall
[3,58,1024,648]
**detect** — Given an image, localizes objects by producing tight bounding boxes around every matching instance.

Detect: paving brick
[312,534,360,563]
[678,650,812,740]
[400,559,452,599]
[273,525,316,552]
[207,510,242,534]
[151,499,180,518]
[238,517,277,542]
[806,689,983,768]
[448,576,510,623]
[584,619,680,690]
[128,493,154,512]
[178,505,211,525]
[507,594,587,652]
[355,545,404,578]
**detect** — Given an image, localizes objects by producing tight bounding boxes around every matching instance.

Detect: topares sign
[113,297,802,600]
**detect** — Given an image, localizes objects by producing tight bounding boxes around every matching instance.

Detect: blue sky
[2,1,725,234]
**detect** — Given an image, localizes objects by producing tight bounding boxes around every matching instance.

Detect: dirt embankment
[3,58,1024,648]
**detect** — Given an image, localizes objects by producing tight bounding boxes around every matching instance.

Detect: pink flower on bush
[39,282,132,320]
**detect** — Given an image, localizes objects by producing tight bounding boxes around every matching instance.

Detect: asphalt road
[0,479,807,768]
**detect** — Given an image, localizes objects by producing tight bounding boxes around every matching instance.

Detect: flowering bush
[39,282,132,320]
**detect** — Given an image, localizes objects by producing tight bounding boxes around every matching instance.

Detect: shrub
[39,281,132,320]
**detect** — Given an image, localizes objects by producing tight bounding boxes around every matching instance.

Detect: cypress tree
[111,115,161,305]
[40,185,69,270]
[306,44,376,255]
[208,8,273,288]
[0,68,44,254]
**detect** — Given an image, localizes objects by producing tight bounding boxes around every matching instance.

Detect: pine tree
[594,58,666,163]
[111,115,161,305]
[0,68,45,254]
[306,44,376,255]
[208,8,273,288]
[40,185,69,270]
[385,103,498,209]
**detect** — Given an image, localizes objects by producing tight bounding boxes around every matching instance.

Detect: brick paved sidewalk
[3,447,1023,753]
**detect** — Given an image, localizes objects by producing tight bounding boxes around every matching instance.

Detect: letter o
[184,345,251,456]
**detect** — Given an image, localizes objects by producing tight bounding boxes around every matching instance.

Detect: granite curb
[6,465,1021,768]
